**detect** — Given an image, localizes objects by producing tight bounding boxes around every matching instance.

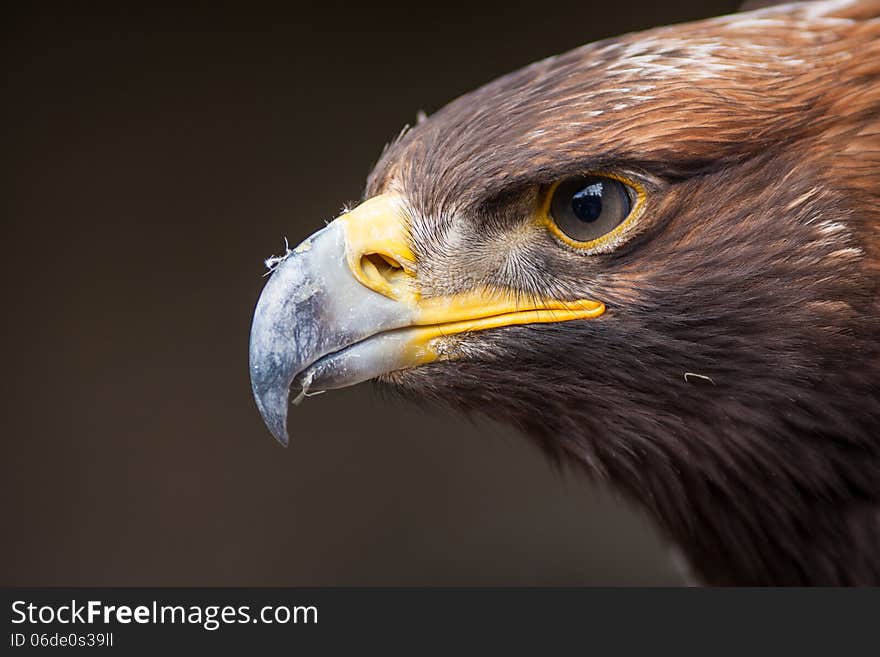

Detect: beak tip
[260,406,292,447]
[251,381,292,447]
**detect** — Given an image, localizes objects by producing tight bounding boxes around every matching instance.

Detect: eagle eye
[548,175,634,245]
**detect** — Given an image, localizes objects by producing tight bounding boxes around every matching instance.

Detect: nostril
[358,252,409,297]
[368,252,403,271]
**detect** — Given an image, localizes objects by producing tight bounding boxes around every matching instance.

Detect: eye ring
[537,172,646,253]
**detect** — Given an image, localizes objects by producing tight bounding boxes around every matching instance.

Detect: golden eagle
[249,0,880,585]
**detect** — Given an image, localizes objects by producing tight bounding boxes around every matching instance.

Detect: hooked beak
[249,194,605,445]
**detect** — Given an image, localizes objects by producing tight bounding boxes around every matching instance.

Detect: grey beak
[248,219,415,445]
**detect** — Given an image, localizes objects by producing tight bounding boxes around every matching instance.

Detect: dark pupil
[571,182,604,222]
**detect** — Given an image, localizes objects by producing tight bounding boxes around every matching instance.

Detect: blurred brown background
[2,0,739,586]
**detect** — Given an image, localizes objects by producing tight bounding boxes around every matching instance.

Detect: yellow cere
[338,193,416,300]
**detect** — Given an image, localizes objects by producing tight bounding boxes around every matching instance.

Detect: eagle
[249,0,880,585]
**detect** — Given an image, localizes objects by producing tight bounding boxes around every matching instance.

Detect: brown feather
[369,0,880,584]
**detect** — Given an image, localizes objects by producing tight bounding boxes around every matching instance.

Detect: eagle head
[249,0,880,585]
